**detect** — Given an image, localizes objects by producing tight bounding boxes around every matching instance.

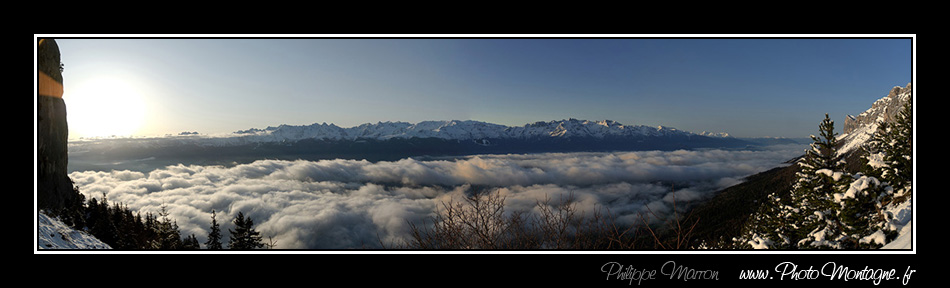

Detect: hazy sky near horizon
[47,36,913,139]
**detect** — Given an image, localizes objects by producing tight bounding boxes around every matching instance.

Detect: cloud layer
[68,145,803,249]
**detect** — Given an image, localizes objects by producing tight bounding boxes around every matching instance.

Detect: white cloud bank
[68,145,804,249]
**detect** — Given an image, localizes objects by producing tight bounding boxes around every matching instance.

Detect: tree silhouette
[205,209,223,249]
[228,212,264,250]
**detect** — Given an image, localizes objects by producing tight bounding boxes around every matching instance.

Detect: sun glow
[65,76,148,139]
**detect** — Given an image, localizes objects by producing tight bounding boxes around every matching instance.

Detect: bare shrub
[403,186,699,250]
[634,192,700,249]
[406,188,530,249]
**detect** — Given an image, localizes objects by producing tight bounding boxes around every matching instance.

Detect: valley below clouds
[68,145,805,249]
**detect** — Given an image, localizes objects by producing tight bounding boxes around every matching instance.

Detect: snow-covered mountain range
[225,118,706,144]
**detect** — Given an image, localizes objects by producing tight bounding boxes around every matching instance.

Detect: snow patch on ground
[882,197,913,249]
[36,212,111,250]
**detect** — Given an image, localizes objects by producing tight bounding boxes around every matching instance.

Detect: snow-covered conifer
[734,192,794,249]
[791,114,851,248]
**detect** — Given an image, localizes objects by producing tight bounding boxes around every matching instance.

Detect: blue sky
[48,36,913,139]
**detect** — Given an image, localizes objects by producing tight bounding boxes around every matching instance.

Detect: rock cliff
[37,39,78,212]
[843,83,913,135]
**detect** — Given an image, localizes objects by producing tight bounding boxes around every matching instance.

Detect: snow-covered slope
[37,212,110,250]
[882,198,913,249]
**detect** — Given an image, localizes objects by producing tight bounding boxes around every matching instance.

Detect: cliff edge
[37,39,78,213]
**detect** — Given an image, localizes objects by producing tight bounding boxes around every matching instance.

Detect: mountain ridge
[227,118,714,143]
[839,83,913,155]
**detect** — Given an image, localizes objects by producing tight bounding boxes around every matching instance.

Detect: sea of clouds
[68,145,805,249]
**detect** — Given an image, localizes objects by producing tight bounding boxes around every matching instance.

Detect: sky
[43,35,913,139]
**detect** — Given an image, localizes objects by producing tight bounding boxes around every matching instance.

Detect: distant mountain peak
[699,131,732,138]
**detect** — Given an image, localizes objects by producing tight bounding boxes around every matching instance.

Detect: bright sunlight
[65,76,147,139]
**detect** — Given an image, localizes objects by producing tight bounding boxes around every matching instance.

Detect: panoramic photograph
[37,36,913,255]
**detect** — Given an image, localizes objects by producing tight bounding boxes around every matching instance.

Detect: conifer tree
[865,97,913,201]
[143,212,158,248]
[228,211,264,250]
[109,202,135,249]
[890,98,913,190]
[152,203,183,250]
[87,197,118,247]
[734,191,795,249]
[738,114,852,249]
[836,175,891,248]
[792,114,850,249]
[182,234,201,249]
[205,209,223,250]
[132,212,148,249]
